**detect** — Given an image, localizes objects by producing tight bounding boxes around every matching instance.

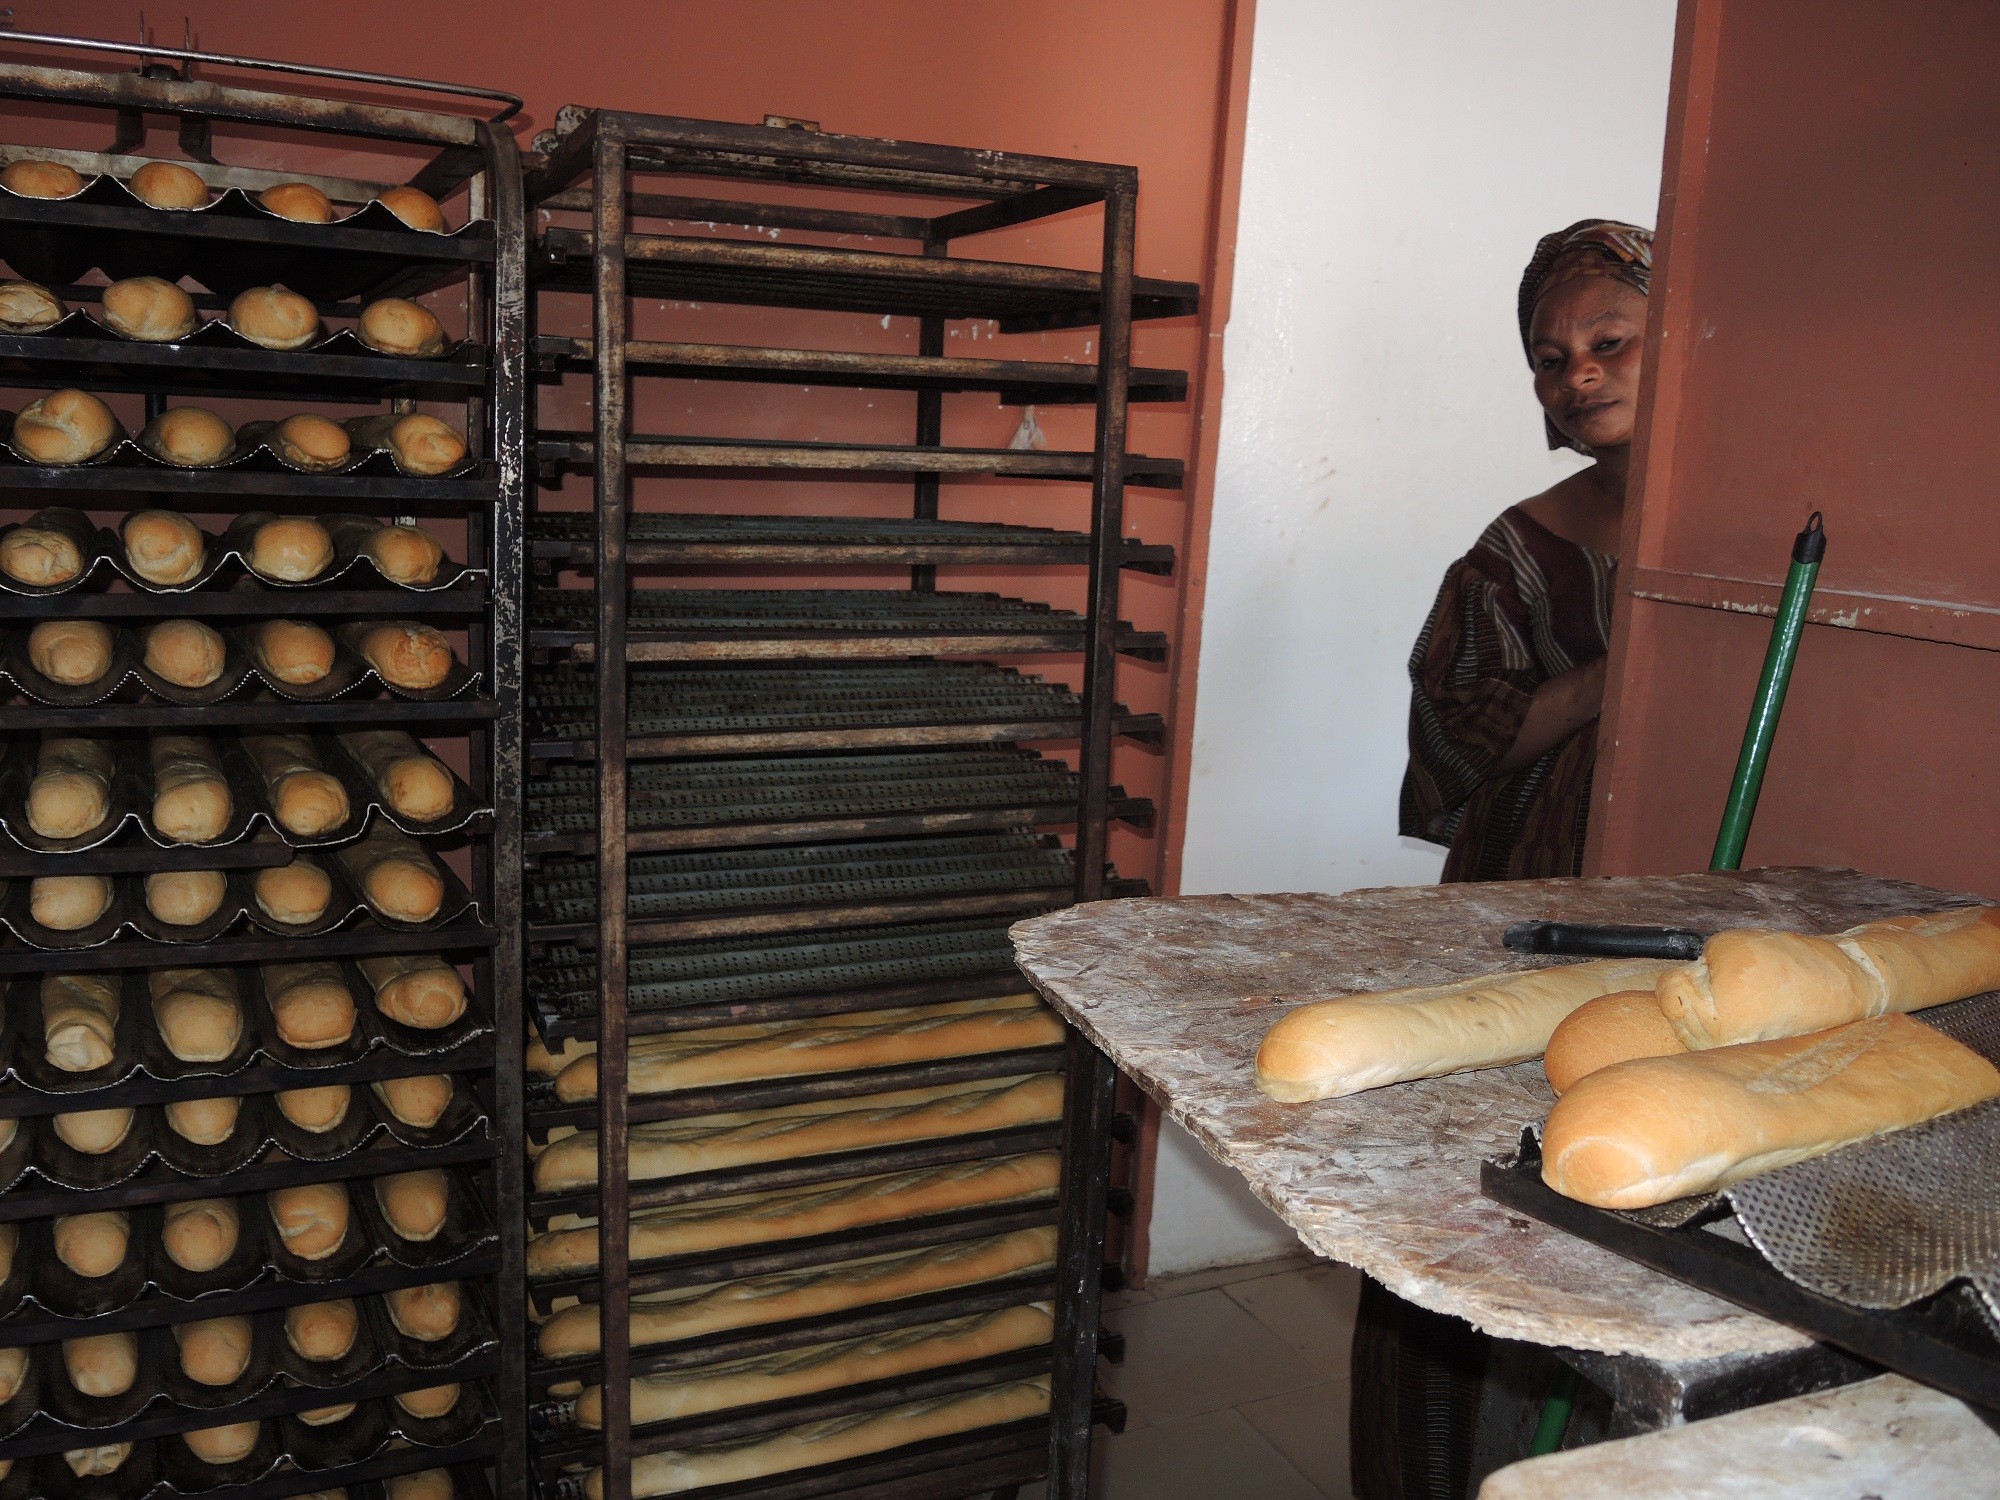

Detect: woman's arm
[1494,656,1607,773]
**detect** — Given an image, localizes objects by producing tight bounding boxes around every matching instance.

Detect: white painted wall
[1148,0,1679,1277]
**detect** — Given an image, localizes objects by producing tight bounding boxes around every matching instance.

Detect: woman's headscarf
[1518,219,1654,450]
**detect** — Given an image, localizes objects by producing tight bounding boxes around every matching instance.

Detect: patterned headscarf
[1518,219,1654,450]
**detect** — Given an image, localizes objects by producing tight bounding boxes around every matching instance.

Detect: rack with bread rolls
[0,32,525,1500]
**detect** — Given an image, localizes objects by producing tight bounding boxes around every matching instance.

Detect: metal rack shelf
[0,330,490,403]
[537,431,1182,486]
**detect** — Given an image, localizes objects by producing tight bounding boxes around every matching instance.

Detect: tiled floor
[1020,1251,1361,1500]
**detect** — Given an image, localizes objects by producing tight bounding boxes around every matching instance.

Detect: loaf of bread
[1543,1014,2000,1209]
[378,1168,449,1241]
[138,406,233,467]
[0,279,65,333]
[165,1095,241,1145]
[360,413,468,475]
[1,158,83,197]
[258,181,333,223]
[31,873,113,931]
[122,508,206,585]
[372,1074,452,1129]
[377,185,445,233]
[0,1345,25,1405]
[387,1470,453,1500]
[1,505,87,583]
[246,618,335,686]
[54,1210,129,1278]
[338,729,454,821]
[228,286,320,350]
[603,1377,1050,1500]
[175,1316,252,1387]
[384,1280,460,1342]
[344,620,455,690]
[128,160,206,210]
[141,618,226,690]
[144,867,227,927]
[1656,907,2000,1049]
[149,968,243,1064]
[254,856,334,926]
[240,512,334,582]
[395,1382,461,1419]
[556,995,1063,1103]
[298,1401,356,1427]
[0,1222,16,1287]
[339,824,446,922]
[286,1297,358,1361]
[357,298,447,357]
[183,1420,260,1464]
[29,618,115,684]
[261,412,351,471]
[163,1198,239,1272]
[29,734,114,839]
[263,961,357,1050]
[62,1330,138,1398]
[65,1443,132,1477]
[530,1153,1060,1278]
[323,514,446,586]
[100,276,198,342]
[1544,989,1689,1094]
[358,953,467,1030]
[244,733,349,837]
[269,1182,349,1260]
[149,735,230,843]
[536,1074,1063,1193]
[55,1105,134,1153]
[277,1084,351,1132]
[14,389,118,463]
[1255,956,1683,1102]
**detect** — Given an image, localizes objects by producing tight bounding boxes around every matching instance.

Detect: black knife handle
[1502,921,1709,961]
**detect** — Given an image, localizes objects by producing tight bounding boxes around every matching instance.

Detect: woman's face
[1529,276,1648,451]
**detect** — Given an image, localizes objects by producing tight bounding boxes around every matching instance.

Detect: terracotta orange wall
[21,0,1245,892]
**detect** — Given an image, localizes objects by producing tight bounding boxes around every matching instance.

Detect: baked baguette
[148,968,243,1062]
[165,1096,241,1146]
[1656,906,2000,1049]
[54,1106,134,1153]
[0,279,65,333]
[342,620,454,690]
[64,1331,138,1397]
[337,823,446,922]
[527,1153,1059,1277]
[142,618,227,689]
[122,508,205,585]
[175,1316,252,1387]
[1256,956,1682,1102]
[0,505,88,584]
[535,1074,1063,1192]
[555,994,1061,1102]
[29,618,115,685]
[143,867,227,927]
[162,1198,238,1272]
[269,1183,349,1260]
[377,1168,449,1241]
[31,873,113,931]
[535,1225,1056,1359]
[42,972,120,1071]
[149,734,231,843]
[13,389,118,463]
[338,728,454,821]
[384,1281,460,1342]
[263,961,357,1050]
[238,512,334,582]
[372,1074,452,1129]
[286,1298,358,1361]
[1544,989,1688,1094]
[244,732,349,837]
[29,734,114,839]
[1543,1014,2000,1209]
[357,953,467,1029]
[54,1211,129,1278]
[246,618,335,686]
[100,276,196,342]
[253,856,333,926]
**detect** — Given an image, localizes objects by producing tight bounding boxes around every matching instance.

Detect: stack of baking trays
[0,36,524,1500]
[517,111,1192,1499]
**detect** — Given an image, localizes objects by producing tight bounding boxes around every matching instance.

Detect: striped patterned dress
[1399,506,1615,881]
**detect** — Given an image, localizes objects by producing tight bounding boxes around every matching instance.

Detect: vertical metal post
[592,124,634,1500]
[911,237,948,593]
[1047,1028,1119,1497]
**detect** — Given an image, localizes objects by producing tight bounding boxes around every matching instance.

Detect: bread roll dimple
[144,867,228,927]
[2,158,84,197]
[266,414,350,471]
[244,733,349,837]
[1544,988,1690,1094]
[54,1105,134,1153]
[0,279,65,333]
[63,1330,138,1397]
[359,954,468,1030]
[241,512,334,582]
[128,160,207,210]
[0,506,86,584]
[0,1344,25,1404]
[377,185,446,233]
[149,968,244,1063]
[285,1297,358,1361]
[28,618,115,685]
[100,276,197,342]
[42,972,120,1071]
[30,872,113,931]
[258,181,333,223]
[28,735,114,839]
[277,1083,351,1132]
[377,1167,449,1242]
[138,407,233,467]
[142,618,227,690]
[263,961,358,1050]
[149,734,231,843]
[394,1382,460,1419]
[163,1198,239,1272]
[358,298,447,357]
[65,1442,132,1476]
[122,508,206,585]
[253,856,334,926]
[54,1210,130,1278]
[383,1280,460,1343]
[246,618,335,687]
[183,1420,260,1464]
[228,286,319,351]
[349,621,454,690]
[372,1074,452,1129]
[341,729,454,821]
[269,1181,350,1261]
[340,824,446,922]
[165,1095,241,1146]
[174,1315,252,1387]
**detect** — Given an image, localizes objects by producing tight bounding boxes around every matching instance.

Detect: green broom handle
[1709,512,1826,872]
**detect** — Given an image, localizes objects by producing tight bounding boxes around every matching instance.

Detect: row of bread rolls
[0,156,445,231]
[1,504,449,588]
[19,615,459,691]
[26,1440,456,1487]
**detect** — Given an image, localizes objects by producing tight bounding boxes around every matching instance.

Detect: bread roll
[339,824,445,922]
[54,1106,134,1153]
[54,1211,129,1278]
[356,413,467,475]
[253,856,334,926]
[383,1280,460,1342]
[285,1297,358,1361]
[28,618,115,684]
[228,286,319,350]
[259,182,333,223]
[263,961,357,1050]
[144,867,227,927]
[241,512,334,582]
[0,1222,16,1288]
[340,729,454,820]
[31,873,113,931]
[358,953,467,1030]
[244,733,349,837]
[63,1330,138,1397]
[372,1074,452,1129]
[1255,956,1683,1103]
[165,1095,241,1146]
[266,413,350,471]
[29,734,114,839]
[175,1316,252,1386]
[2,158,83,197]
[277,1084,351,1132]
[347,621,454,690]
[377,185,445,233]
[246,618,335,686]
[396,1383,461,1420]
[0,1345,26,1404]
[0,279,65,333]
[322,514,446,586]
[149,735,230,843]
[1544,989,1689,1094]
[65,1443,132,1476]
[42,972,120,1071]
[0,505,87,583]
[387,1469,453,1500]
[378,1168,449,1241]
[270,1182,349,1260]
[14,389,118,463]
[357,298,446,357]
[150,968,243,1062]
[140,618,226,690]
[163,1198,239,1272]
[100,275,197,342]
[297,1402,356,1426]
[138,407,233,467]
[122,508,206,585]
[129,160,206,210]
[183,1420,260,1464]
[529,1154,1060,1278]
[1657,907,2000,1050]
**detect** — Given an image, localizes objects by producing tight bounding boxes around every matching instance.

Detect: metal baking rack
[520,110,1187,1500]
[0,31,525,1500]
